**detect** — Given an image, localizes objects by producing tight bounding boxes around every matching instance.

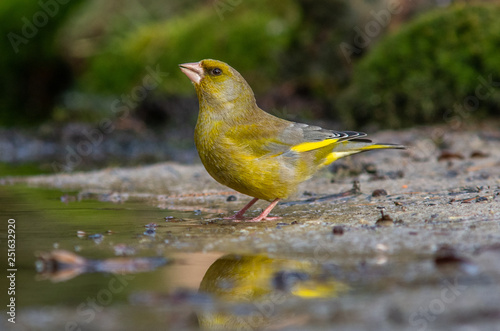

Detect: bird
[179,59,404,222]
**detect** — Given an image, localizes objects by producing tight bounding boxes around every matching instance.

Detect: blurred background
[1,0,499,175]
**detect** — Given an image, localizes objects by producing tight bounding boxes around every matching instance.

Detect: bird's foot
[223,198,259,220]
[232,215,281,223]
[224,198,281,222]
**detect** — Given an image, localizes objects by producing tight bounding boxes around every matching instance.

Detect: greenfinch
[180,59,404,222]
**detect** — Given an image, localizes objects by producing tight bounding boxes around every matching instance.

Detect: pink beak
[179,62,204,84]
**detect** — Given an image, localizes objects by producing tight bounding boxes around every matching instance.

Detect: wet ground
[1,124,500,330]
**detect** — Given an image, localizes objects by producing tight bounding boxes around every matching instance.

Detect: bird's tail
[323,139,405,166]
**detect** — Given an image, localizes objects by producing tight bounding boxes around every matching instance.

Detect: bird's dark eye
[211,68,222,76]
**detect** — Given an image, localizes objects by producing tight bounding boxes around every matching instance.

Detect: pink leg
[246,198,281,222]
[225,197,259,220]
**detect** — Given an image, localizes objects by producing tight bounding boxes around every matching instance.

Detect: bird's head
[179,59,255,107]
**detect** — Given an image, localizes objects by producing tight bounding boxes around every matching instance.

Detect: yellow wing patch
[290,139,339,153]
[358,143,400,151]
[321,143,404,166]
[322,151,358,166]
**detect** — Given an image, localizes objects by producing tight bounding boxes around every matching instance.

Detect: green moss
[336,4,500,128]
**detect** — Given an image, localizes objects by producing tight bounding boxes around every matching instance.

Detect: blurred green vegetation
[0,162,52,176]
[336,4,500,128]
[0,0,83,125]
[1,0,499,129]
[78,1,300,96]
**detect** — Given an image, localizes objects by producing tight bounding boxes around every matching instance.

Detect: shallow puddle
[0,185,353,330]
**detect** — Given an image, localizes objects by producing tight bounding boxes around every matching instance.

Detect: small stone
[332,225,344,235]
[363,163,377,174]
[438,151,465,161]
[226,195,237,202]
[372,189,388,197]
[88,234,103,244]
[470,150,489,158]
[375,211,393,226]
[476,196,488,203]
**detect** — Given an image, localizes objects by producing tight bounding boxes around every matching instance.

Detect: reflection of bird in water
[197,254,349,330]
